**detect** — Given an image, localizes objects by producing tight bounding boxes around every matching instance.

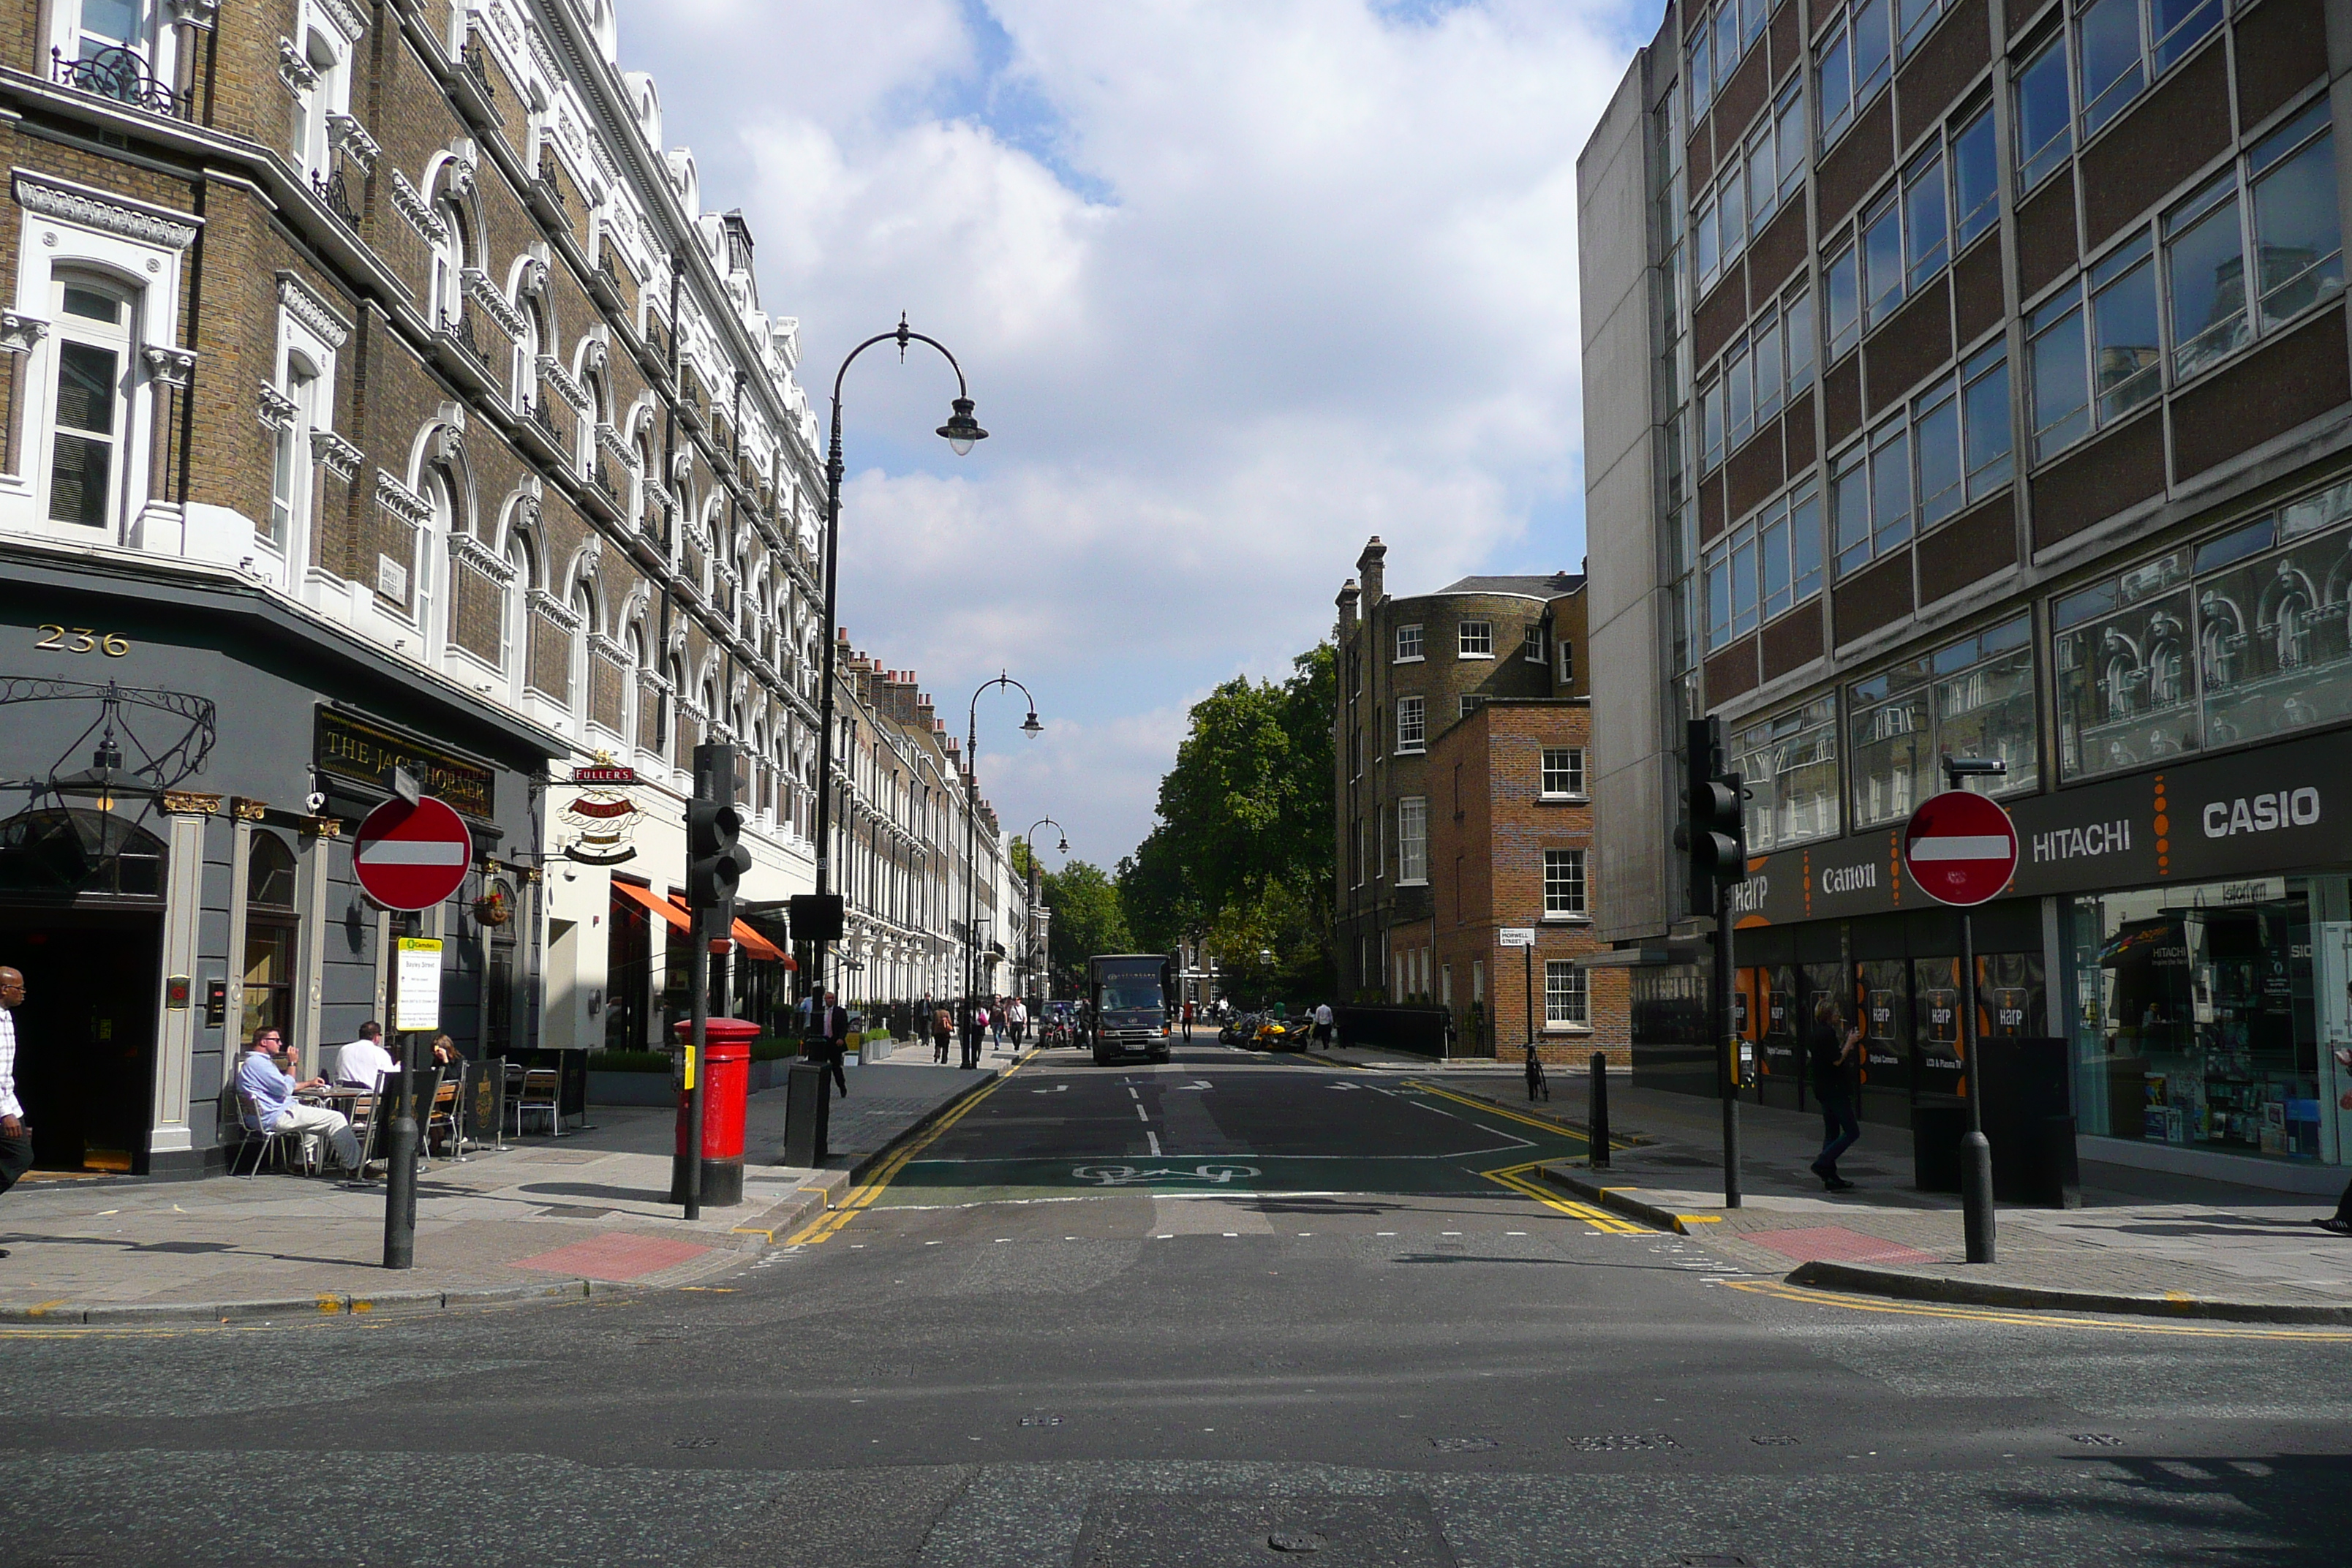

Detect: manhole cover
[1430,1436,1498,1452]
[670,1436,718,1449]
[1567,1433,1681,1452]
[2070,1433,2126,1447]
[1676,1557,1757,1567]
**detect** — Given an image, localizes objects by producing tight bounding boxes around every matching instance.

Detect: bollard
[1961,1129,1997,1262]
[1588,1051,1610,1169]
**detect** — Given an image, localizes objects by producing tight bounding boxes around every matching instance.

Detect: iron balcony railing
[311,169,358,228]
[461,41,495,103]
[53,45,190,121]
[440,312,491,372]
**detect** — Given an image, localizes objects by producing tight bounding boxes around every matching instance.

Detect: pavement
[0,1050,1009,1323]
[1307,1048,2352,1323]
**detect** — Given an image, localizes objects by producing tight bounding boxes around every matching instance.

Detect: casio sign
[2202,787,2321,838]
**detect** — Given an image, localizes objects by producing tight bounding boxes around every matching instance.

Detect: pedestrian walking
[932,1004,954,1064]
[1808,995,1863,1191]
[1182,999,1194,1040]
[1008,995,1028,1046]
[0,968,35,1243]
[1313,1000,1335,1049]
[962,1000,988,1069]
[812,990,850,1097]
[990,1000,1005,1048]
[1523,1040,1549,1102]
[2315,1049,2352,1235]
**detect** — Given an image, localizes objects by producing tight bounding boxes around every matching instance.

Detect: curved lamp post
[808,317,985,1026]
[963,673,1041,1019]
[1023,815,1068,1000]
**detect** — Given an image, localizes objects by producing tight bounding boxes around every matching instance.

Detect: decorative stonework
[461,267,524,339]
[578,336,608,374]
[537,354,589,412]
[313,0,366,45]
[528,588,582,631]
[276,37,318,93]
[374,468,434,528]
[589,632,630,664]
[12,170,199,250]
[0,312,48,354]
[431,422,465,466]
[445,150,478,199]
[257,382,298,432]
[142,344,197,388]
[309,429,363,479]
[230,797,268,821]
[166,0,221,29]
[325,112,378,172]
[301,814,342,837]
[449,530,517,582]
[276,272,352,347]
[515,257,549,299]
[162,791,222,815]
[595,421,633,467]
[389,170,446,244]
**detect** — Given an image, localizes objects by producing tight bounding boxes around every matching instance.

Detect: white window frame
[1395,622,1424,663]
[1557,640,1575,684]
[1542,848,1588,919]
[1395,695,1425,753]
[1460,693,1488,720]
[1397,796,1428,885]
[1540,747,1586,799]
[1545,960,1591,1028]
[1523,624,1546,663]
[261,285,343,591]
[1458,620,1494,658]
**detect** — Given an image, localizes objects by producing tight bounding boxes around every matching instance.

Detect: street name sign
[393,938,442,1033]
[1499,927,1537,947]
[354,795,474,911]
[1902,790,2019,908]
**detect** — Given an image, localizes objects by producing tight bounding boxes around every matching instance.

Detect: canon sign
[2201,788,2321,837]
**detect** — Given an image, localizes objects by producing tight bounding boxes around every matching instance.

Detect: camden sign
[1736,725,2351,927]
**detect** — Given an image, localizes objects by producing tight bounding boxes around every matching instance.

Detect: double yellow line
[1480,1160,1649,1232]
[1729,1278,2352,1340]
[787,1058,1025,1245]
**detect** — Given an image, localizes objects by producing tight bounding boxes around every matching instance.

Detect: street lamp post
[808,318,985,1030]
[1025,815,1068,1000]
[962,674,1041,1036]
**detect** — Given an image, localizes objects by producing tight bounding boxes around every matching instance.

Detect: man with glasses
[236,1028,361,1176]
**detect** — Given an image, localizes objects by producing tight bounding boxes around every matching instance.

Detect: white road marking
[1147,1131,1161,1156]
[1134,1104,1150,1122]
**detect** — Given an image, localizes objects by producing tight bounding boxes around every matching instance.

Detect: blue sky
[615,0,1645,868]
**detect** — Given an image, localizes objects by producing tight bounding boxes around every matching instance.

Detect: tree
[1042,859,1131,990]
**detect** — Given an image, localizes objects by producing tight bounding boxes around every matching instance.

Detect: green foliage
[1043,858,1133,989]
[1118,641,1336,1001]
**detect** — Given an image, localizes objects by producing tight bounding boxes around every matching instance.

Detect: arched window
[429,199,467,329]
[515,299,545,413]
[570,581,595,731]
[293,29,345,177]
[42,271,135,532]
[268,350,320,552]
[241,832,299,1042]
[503,530,535,681]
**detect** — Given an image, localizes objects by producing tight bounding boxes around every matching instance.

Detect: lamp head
[1020,710,1043,736]
[1058,836,1068,853]
[938,397,987,457]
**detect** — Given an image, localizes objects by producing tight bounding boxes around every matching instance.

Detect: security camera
[305,790,328,814]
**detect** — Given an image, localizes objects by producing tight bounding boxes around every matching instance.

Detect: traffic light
[788,892,844,945]
[687,743,752,937]
[1677,715,1749,914]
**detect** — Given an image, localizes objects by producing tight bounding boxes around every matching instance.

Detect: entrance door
[0,908,161,1173]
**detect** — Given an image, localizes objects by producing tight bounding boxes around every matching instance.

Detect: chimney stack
[1356,536,1387,606]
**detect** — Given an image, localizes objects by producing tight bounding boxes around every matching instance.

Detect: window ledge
[1393,655,1425,665]
[1395,746,1425,756]
[1397,878,1429,888]
[1540,913,1592,924]
[1537,793,1590,804]
[1541,1024,1594,1036]
[1456,652,1496,661]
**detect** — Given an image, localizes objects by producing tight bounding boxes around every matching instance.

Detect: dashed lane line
[788,1057,1029,1245]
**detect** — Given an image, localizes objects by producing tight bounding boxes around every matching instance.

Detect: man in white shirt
[1007,997,1028,1046]
[1314,1001,1335,1049]
[0,968,35,1250]
[333,1021,396,1090]
[238,1030,361,1173]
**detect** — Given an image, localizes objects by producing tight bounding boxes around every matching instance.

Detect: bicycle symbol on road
[1069,1163,1261,1187]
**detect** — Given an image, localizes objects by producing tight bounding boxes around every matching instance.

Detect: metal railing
[53,45,189,120]
[461,41,495,103]
[440,312,491,372]
[312,169,358,228]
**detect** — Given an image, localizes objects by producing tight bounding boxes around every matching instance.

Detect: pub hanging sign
[314,708,496,819]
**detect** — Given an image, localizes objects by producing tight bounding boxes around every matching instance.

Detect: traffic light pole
[685,924,709,1221]
[1717,887,1741,1210]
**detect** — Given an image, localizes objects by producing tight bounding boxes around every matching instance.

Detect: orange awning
[733,919,790,965]
[612,879,692,933]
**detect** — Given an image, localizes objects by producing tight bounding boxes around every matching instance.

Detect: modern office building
[1578,0,2352,1188]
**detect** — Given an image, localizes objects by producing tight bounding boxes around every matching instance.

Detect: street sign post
[1500,929,1536,1063]
[353,794,472,1273]
[1902,782,2019,1264]
[354,796,474,912]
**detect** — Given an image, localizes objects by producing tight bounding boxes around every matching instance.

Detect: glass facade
[1847,614,2037,829]
[1730,696,1841,851]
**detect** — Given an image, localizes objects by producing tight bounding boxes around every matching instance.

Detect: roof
[1436,572,1586,598]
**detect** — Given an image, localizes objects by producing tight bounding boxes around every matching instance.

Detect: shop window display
[2065,878,2326,1160]
[1855,957,1914,1094]
[2053,476,2352,778]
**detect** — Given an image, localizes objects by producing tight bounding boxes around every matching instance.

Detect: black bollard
[1588,1051,1610,1169]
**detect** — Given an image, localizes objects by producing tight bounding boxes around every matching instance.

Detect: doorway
[0,908,161,1173]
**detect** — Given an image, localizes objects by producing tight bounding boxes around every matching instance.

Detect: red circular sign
[353,796,475,911]
[1901,790,2019,908]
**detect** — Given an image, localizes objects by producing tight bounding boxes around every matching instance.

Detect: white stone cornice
[538,354,589,413]
[277,38,318,93]
[314,0,366,45]
[167,0,220,29]
[325,112,378,173]
[449,529,516,583]
[589,632,629,664]
[528,588,581,630]
[0,312,48,354]
[461,268,524,339]
[257,382,298,432]
[595,421,634,467]
[374,469,434,528]
[276,272,351,347]
[389,170,446,244]
[516,257,549,299]
[309,428,363,479]
[12,170,200,250]
[142,345,197,388]
[431,422,465,465]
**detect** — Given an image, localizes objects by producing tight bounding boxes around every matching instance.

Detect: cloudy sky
[613,0,1650,867]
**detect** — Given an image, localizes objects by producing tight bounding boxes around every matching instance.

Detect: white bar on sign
[358,840,468,865]
[1909,834,2012,861]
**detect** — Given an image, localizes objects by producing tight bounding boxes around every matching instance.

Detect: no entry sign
[1902,790,2019,908]
[354,795,474,911]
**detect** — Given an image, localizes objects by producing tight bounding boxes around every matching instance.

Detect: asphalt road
[4,1039,2351,1567]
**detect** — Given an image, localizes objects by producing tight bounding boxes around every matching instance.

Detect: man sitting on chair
[333,1021,396,1090]
[238,1030,361,1174]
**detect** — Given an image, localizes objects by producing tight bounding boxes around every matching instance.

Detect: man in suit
[812,990,850,1097]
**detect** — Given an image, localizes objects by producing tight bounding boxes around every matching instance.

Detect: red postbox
[670,1017,761,1206]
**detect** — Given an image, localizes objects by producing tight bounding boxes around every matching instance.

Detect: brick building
[0,0,1015,1176]
[1580,0,2352,1187]
[1332,537,1627,1053]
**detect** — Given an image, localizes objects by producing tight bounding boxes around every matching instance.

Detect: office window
[2015,30,2073,190]
[1961,344,2013,495]
[1849,615,2037,828]
[1825,242,1861,360]
[1523,624,1545,663]
[1861,191,1905,326]
[1541,747,1586,797]
[1729,696,1842,851]
[1903,146,1950,290]
[2081,0,2223,142]
[1396,695,1425,752]
[2091,233,2161,419]
[1545,961,1589,1027]
[1705,481,1823,648]
[1397,796,1428,884]
[1950,103,1999,249]
[1395,622,1424,661]
[2166,172,2245,381]
[1458,620,1493,657]
[1816,0,1893,146]
[1836,360,2009,573]
[2028,287,2092,460]
[1543,848,1587,916]
[1700,377,1725,471]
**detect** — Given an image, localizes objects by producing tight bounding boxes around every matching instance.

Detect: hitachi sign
[2202,788,2321,837]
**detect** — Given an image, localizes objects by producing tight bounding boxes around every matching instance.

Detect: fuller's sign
[1735,725,2352,926]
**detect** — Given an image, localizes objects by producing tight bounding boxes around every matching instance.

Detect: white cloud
[613,0,1635,862]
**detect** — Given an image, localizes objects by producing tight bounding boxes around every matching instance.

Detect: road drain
[1565,1433,1681,1452]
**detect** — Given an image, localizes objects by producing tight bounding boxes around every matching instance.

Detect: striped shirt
[0,1005,20,1122]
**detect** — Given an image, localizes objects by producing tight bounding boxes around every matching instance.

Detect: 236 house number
[33,625,130,656]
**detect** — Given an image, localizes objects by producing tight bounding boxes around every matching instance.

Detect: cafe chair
[426,1072,462,1161]
[513,1067,562,1138]
[231,1092,310,1178]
